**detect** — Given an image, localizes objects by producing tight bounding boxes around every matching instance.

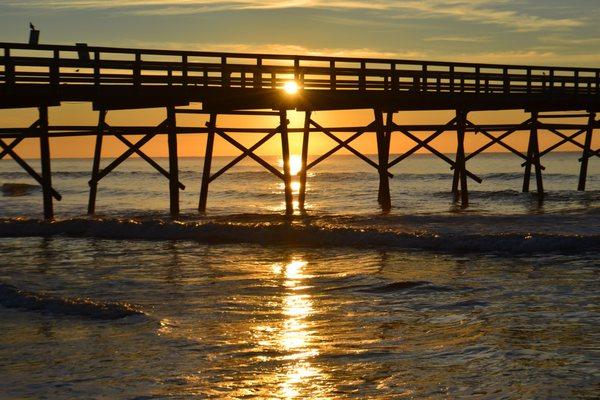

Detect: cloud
[423,36,489,43]
[114,39,600,67]
[124,40,425,59]
[4,0,585,32]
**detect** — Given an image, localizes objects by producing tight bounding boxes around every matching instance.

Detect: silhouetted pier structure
[1,42,598,219]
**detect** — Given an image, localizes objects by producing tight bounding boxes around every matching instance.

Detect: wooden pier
[0,42,598,219]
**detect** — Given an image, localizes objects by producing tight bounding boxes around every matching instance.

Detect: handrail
[2,42,600,72]
[1,41,599,95]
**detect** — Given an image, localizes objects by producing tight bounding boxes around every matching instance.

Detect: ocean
[0,153,598,398]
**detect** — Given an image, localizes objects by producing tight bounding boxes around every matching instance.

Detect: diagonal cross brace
[307,121,376,171]
[89,119,168,185]
[214,128,284,180]
[310,119,392,178]
[582,147,600,161]
[209,125,282,183]
[114,131,185,190]
[466,118,531,161]
[538,126,600,162]
[388,117,457,169]
[398,128,482,183]
[535,128,587,161]
[0,120,41,160]
[0,138,62,200]
[466,120,545,171]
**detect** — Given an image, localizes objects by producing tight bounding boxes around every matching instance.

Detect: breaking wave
[0,282,148,320]
[1,183,39,197]
[0,215,597,254]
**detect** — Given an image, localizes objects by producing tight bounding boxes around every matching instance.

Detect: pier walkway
[1,42,598,218]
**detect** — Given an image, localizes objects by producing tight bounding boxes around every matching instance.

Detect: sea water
[0,153,598,398]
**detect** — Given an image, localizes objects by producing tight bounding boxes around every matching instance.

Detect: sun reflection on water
[268,259,325,398]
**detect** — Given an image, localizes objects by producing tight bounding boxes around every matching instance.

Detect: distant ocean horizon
[1,153,598,398]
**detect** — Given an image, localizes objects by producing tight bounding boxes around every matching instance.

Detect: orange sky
[1,105,596,160]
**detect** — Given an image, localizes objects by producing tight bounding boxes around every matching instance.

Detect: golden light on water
[270,259,326,398]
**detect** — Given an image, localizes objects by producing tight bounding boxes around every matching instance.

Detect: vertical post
[522,117,534,193]
[280,110,293,215]
[38,106,53,220]
[167,105,179,216]
[523,111,543,194]
[455,110,468,207]
[199,113,217,212]
[298,111,311,210]
[578,112,595,191]
[532,114,544,196]
[88,109,106,215]
[375,109,391,211]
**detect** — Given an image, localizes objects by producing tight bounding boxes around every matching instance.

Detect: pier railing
[2,42,600,95]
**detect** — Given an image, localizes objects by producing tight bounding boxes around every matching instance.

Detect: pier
[1,41,599,219]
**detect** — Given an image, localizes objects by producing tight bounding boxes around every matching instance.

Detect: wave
[1,183,39,197]
[0,216,597,254]
[0,282,148,320]
[358,280,454,293]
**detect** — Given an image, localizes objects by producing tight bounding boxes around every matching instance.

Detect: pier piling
[454,110,469,207]
[167,105,180,216]
[38,106,53,220]
[87,109,106,215]
[199,113,217,212]
[578,112,596,191]
[523,111,544,195]
[298,111,311,210]
[280,110,294,215]
[375,109,391,211]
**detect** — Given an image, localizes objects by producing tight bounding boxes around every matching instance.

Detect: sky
[0,0,598,158]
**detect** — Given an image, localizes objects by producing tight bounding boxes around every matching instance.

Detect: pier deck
[1,42,598,218]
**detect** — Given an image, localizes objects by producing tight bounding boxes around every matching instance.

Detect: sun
[283,81,299,94]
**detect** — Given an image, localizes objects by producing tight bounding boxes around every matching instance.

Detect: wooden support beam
[209,128,280,183]
[114,133,185,189]
[91,120,166,184]
[280,110,294,215]
[388,117,457,168]
[523,112,543,195]
[578,112,596,191]
[309,119,391,177]
[167,105,180,216]
[306,122,375,171]
[454,110,469,207]
[396,127,482,184]
[87,109,106,215]
[468,120,545,172]
[198,113,217,212]
[38,106,54,220]
[215,129,284,180]
[465,118,531,161]
[543,127,587,153]
[536,128,586,158]
[374,109,391,211]
[298,111,311,211]
[0,120,39,160]
[0,138,62,201]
